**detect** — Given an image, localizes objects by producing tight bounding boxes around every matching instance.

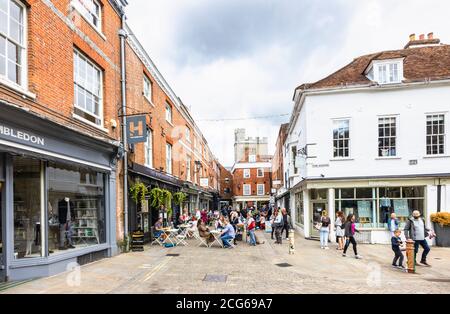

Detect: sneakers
[355,255,363,259]
[320,246,324,249]
[342,253,347,257]
[324,247,329,250]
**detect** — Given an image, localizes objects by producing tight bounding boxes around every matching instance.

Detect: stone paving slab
[1,231,450,294]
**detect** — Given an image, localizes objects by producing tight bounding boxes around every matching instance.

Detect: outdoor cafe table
[162,228,179,246]
[209,230,223,248]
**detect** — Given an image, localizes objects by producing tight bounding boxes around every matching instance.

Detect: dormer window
[366,59,403,85]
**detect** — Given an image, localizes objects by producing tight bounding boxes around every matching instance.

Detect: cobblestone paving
[2,231,450,294]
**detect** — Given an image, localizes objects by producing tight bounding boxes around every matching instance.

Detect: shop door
[0,181,5,282]
[310,201,327,238]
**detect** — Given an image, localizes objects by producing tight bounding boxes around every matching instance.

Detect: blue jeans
[221,235,234,247]
[414,240,430,262]
[248,229,256,245]
[320,227,329,247]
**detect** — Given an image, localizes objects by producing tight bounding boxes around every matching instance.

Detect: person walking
[320,211,331,249]
[335,211,345,250]
[273,209,283,244]
[281,208,292,240]
[270,209,277,240]
[246,212,256,246]
[404,210,431,266]
[391,229,405,269]
[342,214,363,259]
[387,212,399,237]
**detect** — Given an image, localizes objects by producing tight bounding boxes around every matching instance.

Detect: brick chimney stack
[404,32,440,49]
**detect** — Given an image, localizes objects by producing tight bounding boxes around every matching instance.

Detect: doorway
[310,201,328,238]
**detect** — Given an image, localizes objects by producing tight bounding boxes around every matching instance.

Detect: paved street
[2,231,450,294]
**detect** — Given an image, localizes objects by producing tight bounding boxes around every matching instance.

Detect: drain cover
[166,254,180,257]
[276,263,293,268]
[203,275,227,283]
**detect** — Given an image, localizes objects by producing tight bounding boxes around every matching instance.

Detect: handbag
[314,222,322,230]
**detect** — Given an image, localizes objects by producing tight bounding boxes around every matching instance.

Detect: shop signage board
[0,123,45,147]
[126,115,147,144]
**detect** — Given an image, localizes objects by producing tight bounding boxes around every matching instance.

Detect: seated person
[215,215,226,230]
[220,218,236,248]
[154,217,164,238]
[197,219,214,243]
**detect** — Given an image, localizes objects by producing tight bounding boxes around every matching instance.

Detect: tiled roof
[296,44,450,91]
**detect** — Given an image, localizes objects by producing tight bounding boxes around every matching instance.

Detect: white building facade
[285,36,450,245]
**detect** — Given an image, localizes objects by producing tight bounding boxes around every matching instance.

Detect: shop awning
[130,163,182,188]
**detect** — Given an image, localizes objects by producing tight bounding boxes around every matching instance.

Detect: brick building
[0,0,222,281]
[218,164,233,207]
[272,123,289,209]
[0,0,126,281]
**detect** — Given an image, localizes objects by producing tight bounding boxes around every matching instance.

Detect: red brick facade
[232,167,271,198]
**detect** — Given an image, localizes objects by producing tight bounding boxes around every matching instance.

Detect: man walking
[281,208,292,240]
[404,210,431,266]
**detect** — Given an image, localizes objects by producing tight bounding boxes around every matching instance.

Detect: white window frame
[144,128,153,168]
[248,154,256,162]
[378,116,398,157]
[72,0,102,31]
[426,113,446,156]
[73,49,104,127]
[243,184,251,196]
[185,126,191,143]
[165,103,172,124]
[143,75,152,103]
[186,155,191,182]
[0,0,27,89]
[332,119,351,158]
[257,168,264,178]
[243,169,251,179]
[166,143,172,174]
[373,59,403,85]
[257,184,265,196]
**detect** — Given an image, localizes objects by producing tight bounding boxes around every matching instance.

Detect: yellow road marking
[142,257,173,282]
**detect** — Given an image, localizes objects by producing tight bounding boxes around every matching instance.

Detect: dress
[335,217,345,237]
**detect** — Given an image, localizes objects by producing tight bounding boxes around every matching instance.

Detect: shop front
[0,103,118,281]
[290,177,445,244]
[128,163,182,243]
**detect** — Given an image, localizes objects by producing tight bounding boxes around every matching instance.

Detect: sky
[125,0,450,166]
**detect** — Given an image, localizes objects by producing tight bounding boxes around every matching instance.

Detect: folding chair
[193,230,209,247]
[176,231,189,246]
[151,230,165,246]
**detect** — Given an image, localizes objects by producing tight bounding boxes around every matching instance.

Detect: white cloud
[125,0,450,166]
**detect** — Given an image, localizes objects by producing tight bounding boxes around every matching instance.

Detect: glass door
[310,201,327,238]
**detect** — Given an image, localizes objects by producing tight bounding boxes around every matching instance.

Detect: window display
[13,157,43,259]
[47,162,106,255]
[295,191,304,226]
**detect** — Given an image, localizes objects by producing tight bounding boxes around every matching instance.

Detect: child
[391,229,405,269]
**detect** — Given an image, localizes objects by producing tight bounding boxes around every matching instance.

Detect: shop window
[47,162,106,255]
[335,188,376,228]
[0,0,26,86]
[13,157,43,259]
[295,192,304,226]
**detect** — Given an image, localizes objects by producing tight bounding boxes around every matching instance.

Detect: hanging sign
[126,115,147,144]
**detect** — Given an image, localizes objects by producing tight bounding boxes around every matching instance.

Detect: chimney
[405,32,440,49]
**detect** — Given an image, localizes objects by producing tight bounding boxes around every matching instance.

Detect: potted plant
[430,212,450,247]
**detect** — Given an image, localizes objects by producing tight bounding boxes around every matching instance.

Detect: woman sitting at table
[197,218,214,244]
[153,217,164,238]
[179,208,190,224]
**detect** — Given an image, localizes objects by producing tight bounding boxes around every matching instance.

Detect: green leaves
[173,192,187,206]
[129,181,148,204]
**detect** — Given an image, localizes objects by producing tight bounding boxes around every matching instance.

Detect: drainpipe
[437,178,442,213]
[119,15,129,238]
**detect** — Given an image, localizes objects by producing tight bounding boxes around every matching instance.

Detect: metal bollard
[406,239,415,273]
[289,229,295,255]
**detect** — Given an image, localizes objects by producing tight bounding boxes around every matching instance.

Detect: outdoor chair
[151,230,165,246]
[193,229,209,247]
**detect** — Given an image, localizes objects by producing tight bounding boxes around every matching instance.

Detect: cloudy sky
[126,0,450,166]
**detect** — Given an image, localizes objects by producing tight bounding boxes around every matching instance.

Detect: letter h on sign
[126,115,147,144]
